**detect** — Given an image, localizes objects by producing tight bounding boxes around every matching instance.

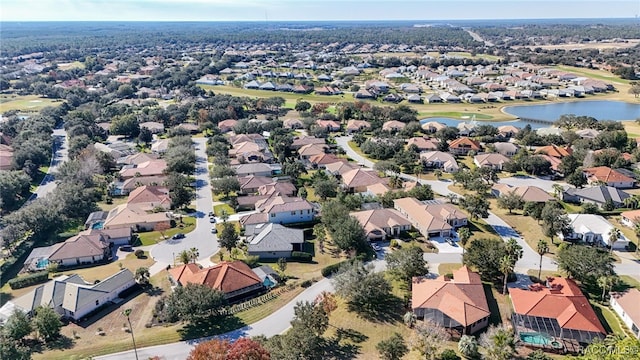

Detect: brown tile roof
[238,175,273,191]
[346,120,371,131]
[341,168,386,188]
[412,266,490,327]
[394,197,456,233]
[621,209,640,224]
[325,161,359,175]
[535,144,572,158]
[538,154,562,171]
[382,120,406,131]
[510,277,606,334]
[291,135,325,149]
[119,159,167,178]
[298,143,328,157]
[240,212,269,226]
[119,152,159,165]
[127,185,171,209]
[492,184,554,203]
[258,181,296,196]
[474,153,511,167]
[309,153,345,166]
[406,137,439,151]
[168,261,261,295]
[449,137,481,151]
[350,208,411,236]
[583,166,635,184]
[218,119,238,131]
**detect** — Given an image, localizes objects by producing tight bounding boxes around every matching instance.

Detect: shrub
[8,271,49,289]
[291,251,312,262]
[439,349,460,360]
[321,259,353,277]
[389,239,398,249]
[134,249,145,258]
[242,255,260,268]
[300,280,313,288]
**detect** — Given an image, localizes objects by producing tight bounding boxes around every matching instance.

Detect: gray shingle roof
[247,223,304,253]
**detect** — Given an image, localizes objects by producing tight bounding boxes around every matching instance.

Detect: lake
[503,100,640,122]
[420,100,640,130]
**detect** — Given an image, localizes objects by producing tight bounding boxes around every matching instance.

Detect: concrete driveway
[149,138,220,265]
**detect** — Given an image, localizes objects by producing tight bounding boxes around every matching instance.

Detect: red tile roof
[449,137,481,151]
[535,144,572,158]
[168,261,261,295]
[510,277,606,334]
[583,166,635,184]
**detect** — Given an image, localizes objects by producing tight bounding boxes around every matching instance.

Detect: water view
[504,100,640,122]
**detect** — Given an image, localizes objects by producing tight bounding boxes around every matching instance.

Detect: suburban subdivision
[1,9,640,360]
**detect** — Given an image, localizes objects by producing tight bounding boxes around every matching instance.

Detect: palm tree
[536,240,549,280]
[458,335,479,359]
[458,227,471,255]
[499,255,514,295]
[220,209,229,223]
[178,250,191,265]
[434,169,443,180]
[597,275,617,302]
[122,309,139,360]
[552,184,564,199]
[189,247,199,263]
[446,193,459,204]
[608,228,621,254]
[403,311,417,328]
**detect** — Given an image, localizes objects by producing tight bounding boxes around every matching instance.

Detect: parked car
[446,238,456,246]
[372,243,381,251]
[211,227,218,234]
[120,245,133,252]
[208,211,214,217]
[172,233,185,240]
[209,217,216,223]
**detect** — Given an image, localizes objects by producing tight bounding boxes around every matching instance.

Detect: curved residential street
[149,138,219,268]
[26,126,69,202]
[334,135,639,276]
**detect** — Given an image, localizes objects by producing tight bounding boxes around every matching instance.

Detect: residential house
[255,195,315,225]
[118,152,159,166]
[316,120,341,132]
[345,120,371,134]
[218,119,238,133]
[298,143,328,161]
[562,185,630,209]
[473,153,511,171]
[258,181,296,197]
[24,233,110,270]
[407,137,439,152]
[283,118,304,130]
[510,277,606,344]
[610,289,640,339]
[325,161,359,177]
[394,198,467,238]
[291,135,326,150]
[168,261,263,302]
[340,168,387,193]
[491,184,554,203]
[245,223,305,259]
[424,94,443,103]
[493,142,519,157]
[0,269,135,322]
[139,121,165,134]
[449,137,482,156]
[308,153,346,169]
[456,123,476,137]
[412,266,490,335]
[535,144,572,158]
[421,121,447,133]
[420,151,459,172]
[126,185,171,211]
[79,227,132,246]
[497,125,520,138]
[350,208,412,240]
[0,144,13,171]
[119,159,167,179]
[382,120,406,132]
[620,209,640,228]
[151,139,170,154]
[110,175,167,196]
[560,214,630,250]
[583,166,636,188]
[103,204,171,232]
[234,163,274,177]
[237,175,273,195]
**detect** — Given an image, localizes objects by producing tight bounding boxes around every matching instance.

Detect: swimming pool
[92,221,104,230]
[36,258,49,269]
[520,332,562,349]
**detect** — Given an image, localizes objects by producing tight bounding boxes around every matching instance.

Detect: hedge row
[8,271,49,289]
[321,259,353,277]
[291,251,312,262]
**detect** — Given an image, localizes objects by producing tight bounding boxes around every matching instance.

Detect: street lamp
[123,308,139,360]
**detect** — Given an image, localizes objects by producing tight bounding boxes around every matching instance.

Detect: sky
[1,0,639,21]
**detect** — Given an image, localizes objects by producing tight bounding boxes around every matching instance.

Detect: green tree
[536,240,549,280]
[579,334,640,360]
[163,283,227,323]
[385,246,428,289]
[313,178,338,201]
[276,258,287,274]
[167,173,194,210]
[497,191,524,214]
[3,310,32,340]
[211,176,240,199]
[376,332,409,360]
[541,203,570,243]
[459,193,490,220]
[526,349,553,360]
[463,238,506,281]
[607,227,621,254]
[178,250,191,265]
[330,216,368,254]
[218,222,239,252]
[457,227,471,254]
[597,275,618,302]
[294,100,311,113]
[458,335,479,359]
[333,261,392,316]
[0,334,31,360]
[110,114,140,138]
[32,306,62,342]
[290,301,328,336]
[566,170,587,188]
[557,245,614,284]
[523,201,544,223]
[0,170,32,211]
[479,324,516,360]
[135,267,150,285]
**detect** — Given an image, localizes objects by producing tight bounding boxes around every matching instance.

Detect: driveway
[149,138,220,265]
[28,127,69,201]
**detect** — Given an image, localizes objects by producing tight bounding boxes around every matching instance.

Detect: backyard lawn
[214,203,236,216]
[137,216,196,246]
[0,94,61,113]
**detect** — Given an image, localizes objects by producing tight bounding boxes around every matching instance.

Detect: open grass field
[0,94,61,113]
[213,203,236,216]
[516,40,640,51]
[622,120,640,138]
[56,61,85,70]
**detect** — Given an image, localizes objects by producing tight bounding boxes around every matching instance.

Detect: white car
[372,243,381,251]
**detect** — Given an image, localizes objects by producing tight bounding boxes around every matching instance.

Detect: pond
[503,100,640,122]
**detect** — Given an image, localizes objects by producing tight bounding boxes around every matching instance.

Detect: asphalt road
[149,138,220,266]
[28,127,69,201]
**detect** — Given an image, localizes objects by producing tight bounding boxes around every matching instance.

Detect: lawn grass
[235,285,307,325]
[347,140,377,163]
[96,196,128,212]
[619,275,640,289]
[591,301,627,336]
[57,61,85,70]
[554,65,631,85]
[437,263,462,276]
[419,111,494,120]
[0,94,61,113]
[621,120,640,138]
[137,216,196,246]
[214,203,236,216]
[303,186,320,202]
